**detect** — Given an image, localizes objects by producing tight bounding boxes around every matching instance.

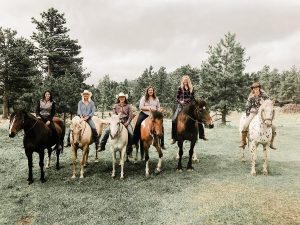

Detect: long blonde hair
[180,75,193,92]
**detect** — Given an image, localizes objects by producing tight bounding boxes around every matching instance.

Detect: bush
[281,104,300,113]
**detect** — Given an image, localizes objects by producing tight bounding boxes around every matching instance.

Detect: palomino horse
[9,110,65,184]
[176,99,214,171]
[70,116,104,179]
[131,110,164,176]
[106,114,128,179]
[240,99,275,176]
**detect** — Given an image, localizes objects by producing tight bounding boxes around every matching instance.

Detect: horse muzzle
[264,120,272,127]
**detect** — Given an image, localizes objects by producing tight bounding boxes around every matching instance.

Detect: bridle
[109,122,123,139]
[9,113,38,136]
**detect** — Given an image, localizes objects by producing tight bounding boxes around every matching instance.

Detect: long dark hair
[145,86,156,102]
[116,97,128,104]
[42,90,53,102]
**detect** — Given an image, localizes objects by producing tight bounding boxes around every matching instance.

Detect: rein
[109,122,123,139]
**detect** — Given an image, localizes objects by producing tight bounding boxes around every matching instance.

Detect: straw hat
[116,92,128,99]
[81,90,92,97]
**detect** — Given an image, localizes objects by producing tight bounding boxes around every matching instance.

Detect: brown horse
[176,99,214,171]
[9,110,65,184]
[131,110,164,176]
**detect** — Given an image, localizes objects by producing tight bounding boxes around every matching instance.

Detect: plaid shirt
[176,86,194,105]
[112,103,133,126]
[245,91,269,116]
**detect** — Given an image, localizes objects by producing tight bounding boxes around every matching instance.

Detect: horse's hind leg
[192,151,199,163]
[112,149,116,178]
[56,147,60,170]
[71,147,78,179]
[84,148,89,167]
[187,141,196,171]
[39,150,46,183]
[144,145,150,177]
[240,146,246,163]
[177,141,184,171]
[263,146,268,175]
[26,150,33,184]
[46,148,52,168]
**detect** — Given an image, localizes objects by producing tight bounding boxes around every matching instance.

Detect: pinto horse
[176,99,214,171]
[9,110,65,184]
[131,110,164,176]
[70,116,105,179]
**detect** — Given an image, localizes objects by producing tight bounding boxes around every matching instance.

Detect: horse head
[259,99,275,128]
[109,115,122,139]
[9,110,26,137]
[70,117,84,147]
[194,99,214,129]
[149,109,164,138]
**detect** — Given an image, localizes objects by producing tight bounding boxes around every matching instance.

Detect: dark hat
[250,82,261,89]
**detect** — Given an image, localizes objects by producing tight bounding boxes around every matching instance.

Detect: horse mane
[151,110,163,120]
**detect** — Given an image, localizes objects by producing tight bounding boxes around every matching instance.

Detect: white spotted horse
[239,99,275,176]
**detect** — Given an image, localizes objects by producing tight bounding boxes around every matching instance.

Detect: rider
[171,75,207,144]
[77,90,100,151]
[239,82,276,149]
[99,92,133,152]
[132,86,165,150]
[36,90,61,150]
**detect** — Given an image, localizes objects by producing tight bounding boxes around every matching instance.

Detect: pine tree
[199,32,249,124]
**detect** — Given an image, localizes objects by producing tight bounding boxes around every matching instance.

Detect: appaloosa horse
[240,99,275,176]
[176,99,214,171]
[9,110,65,184]
[70,116,105,179]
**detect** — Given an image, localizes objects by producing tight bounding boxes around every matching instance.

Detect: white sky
[1,0,300,84]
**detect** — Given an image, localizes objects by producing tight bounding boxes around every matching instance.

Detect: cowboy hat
[250,82,261,89]
[81,90,92,97]
[116,92,128,99]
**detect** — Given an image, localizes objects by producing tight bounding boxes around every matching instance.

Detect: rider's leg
[99,127,110,151]
[171,104,181,144]
[49,120,62,150]
[198,123,208,141]
[132,112,148,145]
[239,113,255,148]
[87,119,99,150]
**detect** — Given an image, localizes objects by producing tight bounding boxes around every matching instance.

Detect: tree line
[1,8,299,124]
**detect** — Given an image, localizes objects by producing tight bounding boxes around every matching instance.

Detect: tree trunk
[221,105,227,125]
[2,91,9,119]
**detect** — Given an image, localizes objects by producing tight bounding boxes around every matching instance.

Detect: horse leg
[26,150,33,184]
[56,146,60,170]
[263,145,268,175]
[177,141,184,171]
[192,151,199,163]
[155,145,163,174]
[144,144,150,177]
[84,147,89,167]
[240,146,246,163]
[95,145,99,163]
[46,147,52,168]
[71,146,78,179]
[39,150,46,183]
[112,148,116,178]
[250,142,257,176]
[120,146,126,179]
[187,141,196,171]
[80,147,88,178]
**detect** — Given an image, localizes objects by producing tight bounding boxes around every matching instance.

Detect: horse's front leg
[71,146,78,179]
[144,143,150,177]
[192,151,199,163]
[120,146,126,179]
[84,147,89,167]
[38,149,46,183]
[187,141,196,171]
[111,148,116,178]
[46,147,52,168]
[154,140,163,174]
[80,146,88,178]
[263,145,268,175]
[26,150,33,184]
[56,146,60,170]
[240,146,246,163]
[250,142,257,176]
[177,141,184,171]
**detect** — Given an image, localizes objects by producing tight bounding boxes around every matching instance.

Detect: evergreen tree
[199,32,249,124]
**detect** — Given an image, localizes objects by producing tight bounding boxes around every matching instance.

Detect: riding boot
[198,123,208,141]
[239,131,248,148]
[270,131,277,150]
[98,129,109,152]
[50,123,62,151]
[171,121,177,144]
[91,128,100,151]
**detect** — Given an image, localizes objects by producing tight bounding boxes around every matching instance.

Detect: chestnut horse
[9,110,65,184]
[176,99,214,171]
[131,110,164,176]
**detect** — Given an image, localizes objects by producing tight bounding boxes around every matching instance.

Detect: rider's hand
[46,121,50,126]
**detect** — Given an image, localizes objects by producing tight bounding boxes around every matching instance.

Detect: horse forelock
[151,110,163,120]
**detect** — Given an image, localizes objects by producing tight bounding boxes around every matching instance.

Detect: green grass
[0,111,299,225]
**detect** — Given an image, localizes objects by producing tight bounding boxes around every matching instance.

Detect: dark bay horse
[9,110,65,184]
[176,99,214,171]
[132,110,164,176]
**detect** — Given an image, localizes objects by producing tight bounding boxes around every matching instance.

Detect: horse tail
[140,139,144,160]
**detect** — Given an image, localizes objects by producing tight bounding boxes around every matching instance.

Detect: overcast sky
[1,0,300,84]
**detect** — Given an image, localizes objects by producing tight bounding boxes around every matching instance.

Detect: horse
[176,99,214,171]
[69,116,105,179]
[130,110,164,176]
[106,114,128,179]
[8,110,65,184]
[240,99,275,176]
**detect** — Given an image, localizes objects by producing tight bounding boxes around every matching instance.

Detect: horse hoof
[94,159,99,163]
[263,171,268,176]
[145,173,150,178]
[28,180,33,185]
[41,179,46,183]
[120,176,124,180]
[176,169,183,173]
[80,175,84,179]
[187,168,194,172]
[71,175,76,179]
[112,175,116,179]
[192,159,199,163]
[241,158,246,163]
[251,172,256,176]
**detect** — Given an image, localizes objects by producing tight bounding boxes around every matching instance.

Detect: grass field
[0,111,299,225]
